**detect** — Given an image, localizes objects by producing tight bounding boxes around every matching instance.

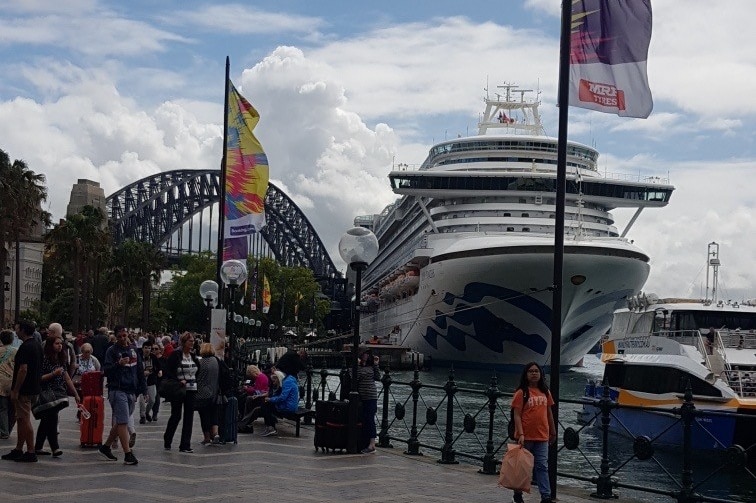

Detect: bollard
[405,367,423,456]
[378,364,393,448]
[480,374,500,474]
[439,367,458,465]
[591,379,618,499]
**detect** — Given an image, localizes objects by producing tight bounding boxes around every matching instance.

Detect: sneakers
[0,433,9,439]
[129,432,136,448]
[360,447,376,454]
[98,445,118,461]
[200,439,211,446]
[139,416,146,425]
[512,493,525,503]
[152,414,158,422]
[145,414,152,422]
[1,449,22,460]
[261,427,277,437]
[179,448,194,453]
[52,450,63,458]
[211,435,221,445]
[123,451,138,465]
[15,452,38,463]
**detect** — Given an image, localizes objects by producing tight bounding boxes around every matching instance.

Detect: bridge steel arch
[105,169,342,286]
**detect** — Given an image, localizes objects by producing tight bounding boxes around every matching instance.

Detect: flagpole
[549,0,573,498]
[217,56,231,306]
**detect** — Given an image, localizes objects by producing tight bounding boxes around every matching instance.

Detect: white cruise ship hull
[361,235,649,371]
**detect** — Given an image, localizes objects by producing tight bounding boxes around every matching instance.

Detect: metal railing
[293,365,755,503]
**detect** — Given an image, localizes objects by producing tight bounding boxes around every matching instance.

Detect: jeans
[513,440,550,500]
[361,399,377,445]
[138,384,156,418]
[0,395,12,437]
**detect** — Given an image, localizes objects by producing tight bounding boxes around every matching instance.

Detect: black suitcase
[314,400,360,453]
[219,396,239,444]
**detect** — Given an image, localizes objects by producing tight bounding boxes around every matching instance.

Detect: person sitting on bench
[260,370,299,437]
[238,365,270,433]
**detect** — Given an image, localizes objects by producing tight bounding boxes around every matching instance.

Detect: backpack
[507,387,530,441]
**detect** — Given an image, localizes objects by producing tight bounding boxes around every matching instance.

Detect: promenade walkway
[0,405,626,503]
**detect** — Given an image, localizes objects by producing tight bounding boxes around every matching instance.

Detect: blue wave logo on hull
[422,282,633,356]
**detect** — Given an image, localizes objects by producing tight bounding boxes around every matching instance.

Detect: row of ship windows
[428,140,598,163]
[439,197,605,212]
[442,212,609,225]
[440,225,615,236]
[433,157,591,170]
[390,176,672,202]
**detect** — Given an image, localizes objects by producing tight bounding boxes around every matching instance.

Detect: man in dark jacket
[99,326,146,465]
[91,326,110,364]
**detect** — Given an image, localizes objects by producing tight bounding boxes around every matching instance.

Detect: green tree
[162,253,216,332]
[45,205,109,333]
[0,149,50,325]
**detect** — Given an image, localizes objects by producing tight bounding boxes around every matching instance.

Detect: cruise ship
[354,85,674,371]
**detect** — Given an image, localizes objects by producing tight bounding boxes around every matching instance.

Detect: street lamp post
[338,227,379,454]
[199,280,219,342]
[219,260,248,368]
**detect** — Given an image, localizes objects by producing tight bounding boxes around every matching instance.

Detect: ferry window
[606,364,721,397]
[522,228,530,232]
[522,213,529,217]
[503,213,511,217]
[672,312,756,331]
[506,227,514,232]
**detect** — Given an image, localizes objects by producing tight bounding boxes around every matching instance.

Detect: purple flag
[569,0,653,118]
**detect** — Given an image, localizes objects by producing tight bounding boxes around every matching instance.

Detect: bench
[275,407,315,437]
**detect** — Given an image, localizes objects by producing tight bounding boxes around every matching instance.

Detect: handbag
[32,387,69,420]
[159,378,186,402]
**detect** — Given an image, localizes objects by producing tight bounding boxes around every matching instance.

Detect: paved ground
[0,404,626,503]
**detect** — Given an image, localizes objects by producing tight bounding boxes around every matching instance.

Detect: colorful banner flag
[569,0,653,118]
[223,81,269,260]
[262,274,271,314]
[250,264,258,311]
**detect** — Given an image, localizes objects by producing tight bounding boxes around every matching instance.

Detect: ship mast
[478,83,544,135]
[706,242,720,303]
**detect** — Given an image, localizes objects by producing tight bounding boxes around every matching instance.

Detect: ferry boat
[579,243,756,451]
[353,84,674,371]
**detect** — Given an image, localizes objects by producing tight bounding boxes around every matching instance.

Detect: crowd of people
[0,320,316,465]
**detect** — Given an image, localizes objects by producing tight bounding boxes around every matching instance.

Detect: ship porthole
[571,275,586,285]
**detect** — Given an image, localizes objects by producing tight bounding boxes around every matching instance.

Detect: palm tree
[45,205,108,334]
[0,150,50,326]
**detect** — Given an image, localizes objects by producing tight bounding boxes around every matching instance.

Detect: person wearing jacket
[260,370,298,437]
[162,332,200,453]
[98,326,147,465]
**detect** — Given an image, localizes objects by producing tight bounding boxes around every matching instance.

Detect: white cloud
[167,4,325,35]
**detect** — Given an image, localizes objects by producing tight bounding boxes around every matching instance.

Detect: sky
[1,0,756,301]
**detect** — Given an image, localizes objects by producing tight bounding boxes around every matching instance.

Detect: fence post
[677,381,698,503]
[378,364,393,448]
[304,363,314,424]
[480,374,500,474]
[339,365,349,401]
[591,380,617,499]
[439,367,458,464]
[405,367,423,456]
[320,367,330,401]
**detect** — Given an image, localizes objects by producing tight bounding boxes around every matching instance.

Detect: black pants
[35,409,60,451]
[152,388,161,417]
[163,391,195,450]
[261,401,283,427]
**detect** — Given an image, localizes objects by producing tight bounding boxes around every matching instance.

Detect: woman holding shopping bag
[510,362,556,503]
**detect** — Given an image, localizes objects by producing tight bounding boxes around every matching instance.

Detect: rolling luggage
[314,400,351,453]
[219,396,238,444]
[80,395,104,448]
[80,371,104,397]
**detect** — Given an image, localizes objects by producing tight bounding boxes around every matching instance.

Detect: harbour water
[369,355,755,502]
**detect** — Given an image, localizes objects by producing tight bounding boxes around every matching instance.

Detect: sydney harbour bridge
[104,169,346,301]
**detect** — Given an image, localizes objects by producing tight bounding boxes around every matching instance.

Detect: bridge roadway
[1,405,639,503]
